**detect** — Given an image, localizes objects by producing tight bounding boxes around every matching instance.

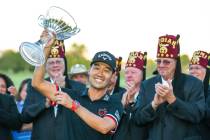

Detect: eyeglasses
[156,59,172,65]
[47,60,64,65]
[189,66,203,71]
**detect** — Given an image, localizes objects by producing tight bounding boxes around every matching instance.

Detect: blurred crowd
[0,33,209,140]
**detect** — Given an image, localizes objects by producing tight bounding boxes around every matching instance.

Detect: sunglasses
[156,59,172,65]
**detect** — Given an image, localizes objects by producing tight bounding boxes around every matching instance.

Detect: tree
[65,43,91,72]
[0,50,33,72]
[146,59,156,78]
[180,54,190,74]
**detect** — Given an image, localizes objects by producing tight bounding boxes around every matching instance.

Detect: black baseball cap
[91,51,116,72]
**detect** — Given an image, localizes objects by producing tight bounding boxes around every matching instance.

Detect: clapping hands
[152,80,176,110]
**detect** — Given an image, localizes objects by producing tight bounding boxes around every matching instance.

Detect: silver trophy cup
[19,6,80,66]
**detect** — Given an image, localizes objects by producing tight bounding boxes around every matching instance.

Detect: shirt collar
[81,88,111,102]
[50,77,54,83]
[134,91,139,101]
[161,77,172,87]
[17,100,24,105]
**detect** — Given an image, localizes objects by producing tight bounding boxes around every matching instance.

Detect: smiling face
[125,67,143,87]
[46,58,65,79]
[88,62,113,89]
[189,64,206,81]
[156,58,177,80]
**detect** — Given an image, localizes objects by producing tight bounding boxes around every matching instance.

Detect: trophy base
[19,42,45,66]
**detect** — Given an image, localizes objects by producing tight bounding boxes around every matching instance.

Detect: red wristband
[70,100,80,112]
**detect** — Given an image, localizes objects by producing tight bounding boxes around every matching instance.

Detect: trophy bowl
[19,6,80,66]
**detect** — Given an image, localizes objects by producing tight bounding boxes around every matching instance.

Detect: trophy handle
[72,27,80,35]
[49,6,78,26]
[38,15,47,28]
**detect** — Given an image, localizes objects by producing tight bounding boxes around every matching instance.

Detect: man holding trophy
[21,38,86,140]
[31,30,123,140]
[19,6,123,139]
[20,6,92,140]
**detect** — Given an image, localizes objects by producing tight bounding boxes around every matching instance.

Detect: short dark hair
[16,78,31,101]
[0,73,14,95]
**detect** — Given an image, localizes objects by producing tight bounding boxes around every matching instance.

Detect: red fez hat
[49,40,65,58]
[190,50,209,68]
[125,51,146,70]
[157,34,180,59]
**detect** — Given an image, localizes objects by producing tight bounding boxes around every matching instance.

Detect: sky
[0,0,209,61]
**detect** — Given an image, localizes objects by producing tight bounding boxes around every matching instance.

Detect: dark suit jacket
[112,87,148,140]
[0,94,22,140]
[134,74,205,140]
[113,104,148,140]
[21,78,85,140]
[198,86,210,140]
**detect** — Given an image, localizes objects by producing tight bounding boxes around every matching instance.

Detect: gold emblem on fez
[50,46,59,57]
[128,54,136,64]
[191,55,200,64]
[159,43,168,54]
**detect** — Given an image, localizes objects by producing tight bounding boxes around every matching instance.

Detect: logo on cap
[91,51,116,71]
[98,53,113,61]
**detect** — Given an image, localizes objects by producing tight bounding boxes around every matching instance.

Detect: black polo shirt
[65,88,123,140]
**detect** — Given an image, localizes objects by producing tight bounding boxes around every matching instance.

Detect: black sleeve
[167,80,205,123]
[133,84,158,125]
[204,88,210,127]
[21,82,46,123]
[0,95,22,130]
[105,96,124,132]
